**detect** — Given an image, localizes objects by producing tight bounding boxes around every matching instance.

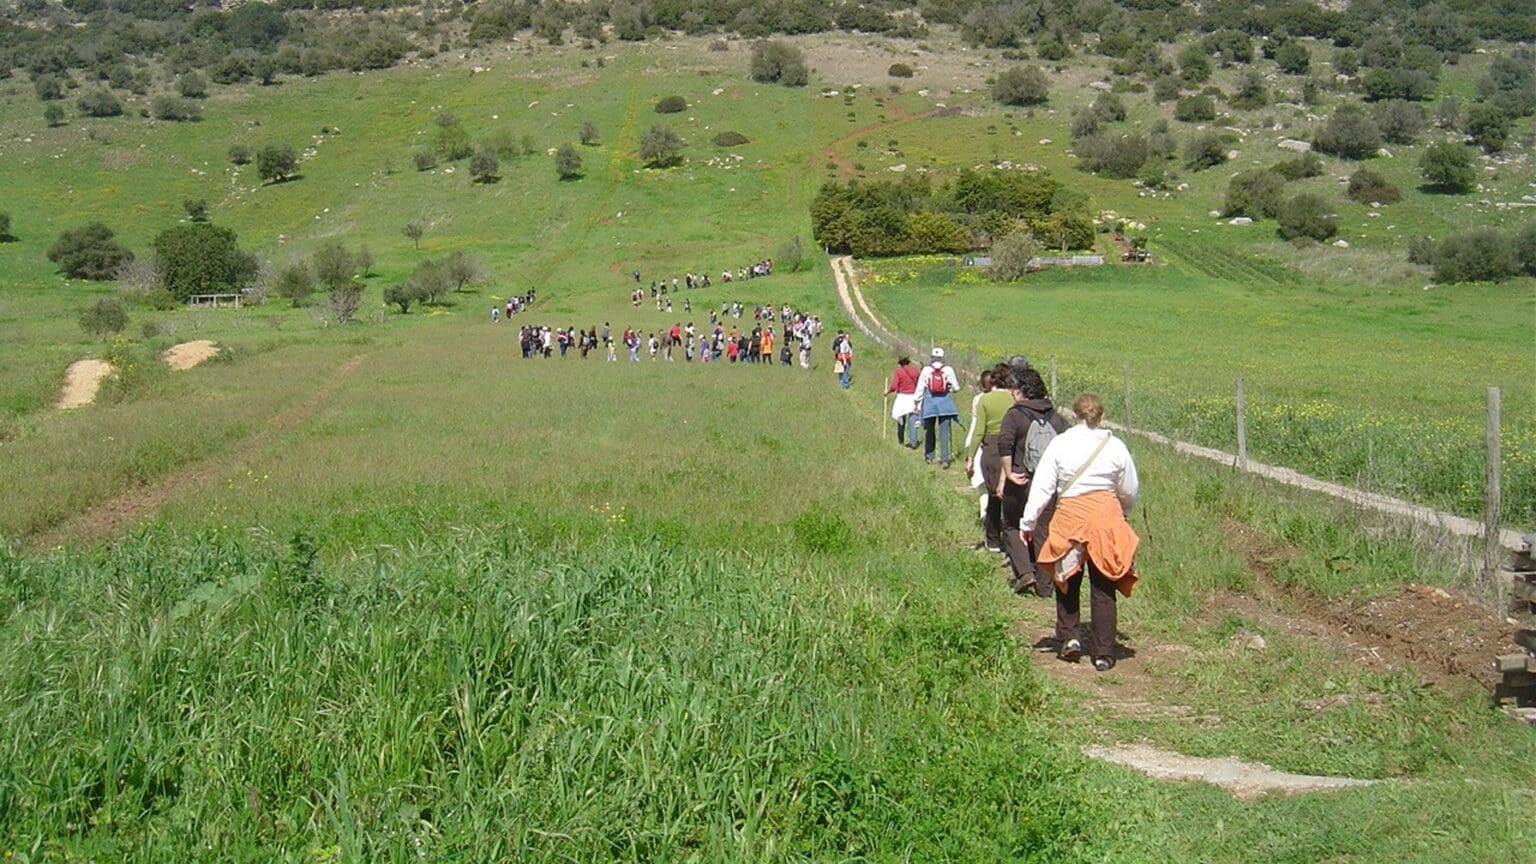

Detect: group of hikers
[627,260,774,309]
[509,305,838,368]
[887,351,1142,672]
[490,288,538,322]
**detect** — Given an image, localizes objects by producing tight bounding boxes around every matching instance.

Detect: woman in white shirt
[1020,393,1140,671]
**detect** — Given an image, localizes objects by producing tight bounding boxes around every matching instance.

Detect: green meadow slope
[2,34,1535,862]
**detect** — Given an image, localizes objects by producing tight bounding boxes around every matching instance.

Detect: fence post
[1486,386,1502,578]
[1121,364,1132,432]
[1235,376,1248,471]
[1049,356,1058,400]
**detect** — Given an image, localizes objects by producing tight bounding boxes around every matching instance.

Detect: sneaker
[1058,638,1082,661]
[1093,656,1116,672]
[985,543,1003,553]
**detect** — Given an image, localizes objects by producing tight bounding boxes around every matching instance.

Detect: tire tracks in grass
[25,352,370,552]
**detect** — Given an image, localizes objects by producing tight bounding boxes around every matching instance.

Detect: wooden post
[1049,356,1058,400]
[1235,376,1248,470]
[1486,386,1502,578]
[1121,364,1132,432]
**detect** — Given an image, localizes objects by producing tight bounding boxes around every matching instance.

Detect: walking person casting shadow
[1019,393,1141,672]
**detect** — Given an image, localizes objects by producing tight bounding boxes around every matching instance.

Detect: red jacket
[888,365,920,395]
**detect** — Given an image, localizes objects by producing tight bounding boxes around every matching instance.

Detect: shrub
[274,262,315,307]
[655,95,687,114]
[1271,152,1323,180]
[176,72,207,98]
[1313,103,1382,160]
[750,41,808,86]
[77,90,122,118]
[1372,99,1425,145]
[888,63,913,78]
[906,211,969,253]
[48,222,133,280]
[183,199,209,222]
[154,223,258,302]
[256,143,298,183]
[1515,222,1536,278]
[1224,170,1287,219]
[412,150,438,171]
[151,95,201,122]
[1152,75,1182,102]
[1177,44,1212,84]
[469,148,499,182]
[1418,142,1476,193]
[1183,132,1227,170]
[1075,132,1149,178]
[0,211,12,242]
[1277,193,1338,241]
[435,124,473,160]
[384,280,428,313]
[1275,41,1311,75]
[79,296,129,338]
[554,143,582,179]
[992,65,1049,106]
[1407,235,1438,265]
[775,236,805,272]
[988,229,1043,281]
[143,287,177,311]
[1228,71,1268,110]
[328,284,363,324]
[33,74,64,101]
[579,120,599,145]
[44,104,65,127]
[228,143,252,165]
[1346,168,1400,205]
[402,222,424,249]
[1432,229,1520,283]
[1174,94,1216,122]
[711,131,750,147]
[1465,101,1513,152]
[639,124,683,168]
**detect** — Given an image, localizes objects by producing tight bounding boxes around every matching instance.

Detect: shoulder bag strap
[1060,433,1112,494]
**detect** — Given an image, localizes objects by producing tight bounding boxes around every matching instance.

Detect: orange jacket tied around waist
[1037,490,1140,596]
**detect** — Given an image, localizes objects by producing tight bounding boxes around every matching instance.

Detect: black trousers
[1055,560,1118,659]
[1001,481,1052,597]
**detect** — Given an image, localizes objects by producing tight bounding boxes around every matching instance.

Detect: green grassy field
[3,31,1536,862]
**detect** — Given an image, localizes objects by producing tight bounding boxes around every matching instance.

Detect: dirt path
[1083,744,1376,799]
[27,353,369,551]
[56,359,113,409]
[821,100,944,173]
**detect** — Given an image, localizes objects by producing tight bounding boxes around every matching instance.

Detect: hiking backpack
[1022,411,1059,473]
[927,366,950,396]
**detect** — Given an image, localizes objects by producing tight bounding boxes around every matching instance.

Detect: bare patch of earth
[163,340,219,370]
[1083,743,1377,799]
[56,359,112,409]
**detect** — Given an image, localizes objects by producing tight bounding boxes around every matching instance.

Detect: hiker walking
[885,357,920,447]
[832,331,853,389]
[997,366,1069,595]
[1021,393,1140,672]
[914,348,960,467]
[965,365,1013,553]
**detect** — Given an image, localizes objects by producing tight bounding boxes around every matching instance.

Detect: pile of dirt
[1327,584,1513,691]
[56,359,112,409]
[162,340,218,370]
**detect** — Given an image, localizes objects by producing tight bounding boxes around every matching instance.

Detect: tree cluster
[1415,223,1536,284]
[812,169,1093,258]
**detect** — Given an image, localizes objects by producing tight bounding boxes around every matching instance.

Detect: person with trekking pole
[1020,393,1140,672]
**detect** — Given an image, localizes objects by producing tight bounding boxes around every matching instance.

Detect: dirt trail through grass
[27,353,369,551]
[821,100,942,173]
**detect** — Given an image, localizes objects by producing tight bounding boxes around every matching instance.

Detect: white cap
[931,347,945,359]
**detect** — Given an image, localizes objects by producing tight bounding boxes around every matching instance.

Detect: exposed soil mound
[163,340,218,370]
[57,359,112,409]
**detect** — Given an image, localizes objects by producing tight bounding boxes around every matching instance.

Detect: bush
[1271,152,1323,180]
[988,229,1043,281]
[1432,229,1520,283]
[1275,41,1311,75]
[554,143,582,179]
[384,280,428,313]
[176,72,207,98]
[1313,103,1382,160]
[256,143,298,183]
[435,125,473,161]
[888,63,913,78]
[228,143,252,165]
[79,296,129,338]
[1152,75,1182,102]
[1224,170,1287,219]
[1346,168,1400,205]
[1372,99,1425,145]
[48,222,134,280]
[412,150,438,171]
[274,262,315,307]
[1465,101,1513,152]
[1228,71,1268,110]
[1515,223,1536,278]
[151,95,201,122]
[790,507,852,555]
[183,198,209,222]
[750,41,808,87]
[1277,193,1338,241]
[328,284,363,324]
[77,90,122,118]
[639,124,683,168]
[906,211,969,253]
[154,223,258,302]
[992,65,1049,106]
[0,211,12,242]
[469,148,499,182]
[579,121,599,145]
[711,131,750,147]
[44,104,65,127]
[1183,132,1227,170]
[33,74,64,101]
[655,95,687,114]
[775,236,805,272]
[1075,132,1149,178]
[1174,94,1216,122]
[1418,142,1475,193]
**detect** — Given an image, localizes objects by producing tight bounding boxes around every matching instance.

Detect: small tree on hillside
[48,222,134,280]
[639,124,683,167]
[312,242,356,291]
[1277,193,1338,241]
[152,95,202,122]
[992,65,1049,106]
[407,257,454,304]
[1515,223,1536,278]
[444,250,484,292]
[229,143,252,165]
[1346,168,1400,205]
[469,148,499,182]
[79,296,129,338]
[153,223,258,302]
[403,221,424,249]
[1419,142,1476,193]
[749,41,809,86]
[77,90,123,118]
[1224,170,1287,219]
[328,283,363,324]
[555,143,582,179]
[1183,132,1228,170]
[0,211,13,242]
[356,245,374,278]
[384,280,428,313]
[1313,104,1382,160]
[44,104,65,127]
[776,236,805,272]
[177,72,208,98]
[655,95,687,114]
[989,229,1043,281]
[183,198,209,222]
[274,262,315,307]
[256,143,298,183]
[579,120,599,145]
[1174,94,1216,122]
